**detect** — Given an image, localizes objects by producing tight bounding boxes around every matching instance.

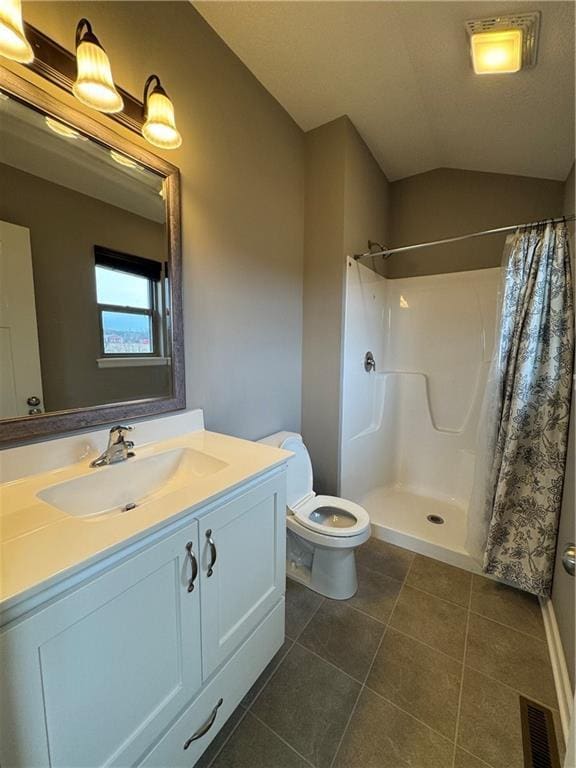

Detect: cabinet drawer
[139,599,284,768]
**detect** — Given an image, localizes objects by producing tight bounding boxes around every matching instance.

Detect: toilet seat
[292,494,370,538]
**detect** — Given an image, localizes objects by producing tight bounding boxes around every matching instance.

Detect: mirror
[0,70,184,444]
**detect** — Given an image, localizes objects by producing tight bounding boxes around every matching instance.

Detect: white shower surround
[341,259,501,570]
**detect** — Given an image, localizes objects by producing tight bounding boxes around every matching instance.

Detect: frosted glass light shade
[0,0,33,63]
[143,89,182,150]
[471,29,523,74]
[73,38,123,113]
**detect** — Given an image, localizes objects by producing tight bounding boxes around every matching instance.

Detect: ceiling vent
[465,12,541,70]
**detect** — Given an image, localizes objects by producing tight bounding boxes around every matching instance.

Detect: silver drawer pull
[183,698,223,749]
[185,541,198,592]
[206,529,217,577]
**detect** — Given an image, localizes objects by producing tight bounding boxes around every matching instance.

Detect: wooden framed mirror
[0,68,185,444]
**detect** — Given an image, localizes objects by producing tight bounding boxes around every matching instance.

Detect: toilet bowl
[259,432,370,599]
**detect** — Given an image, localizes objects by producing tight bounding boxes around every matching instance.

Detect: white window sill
[97,357,171,369]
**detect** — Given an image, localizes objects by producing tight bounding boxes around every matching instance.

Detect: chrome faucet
[90,425,135,468]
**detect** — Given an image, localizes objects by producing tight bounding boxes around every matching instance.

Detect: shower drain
[427,514,445,525]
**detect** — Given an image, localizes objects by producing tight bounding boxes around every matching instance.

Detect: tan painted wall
[302,117,389,494]
[15,1,304,439]
[0,163,169,412]
[553,162,575,691]
[388,168,565,278]
[302,118,347,494]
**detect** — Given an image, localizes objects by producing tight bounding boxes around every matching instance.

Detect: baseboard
[540,596,573,742]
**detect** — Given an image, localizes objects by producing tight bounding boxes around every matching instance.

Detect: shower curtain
[467,221,574,597]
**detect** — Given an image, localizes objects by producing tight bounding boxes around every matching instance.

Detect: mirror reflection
[0,92,173,420]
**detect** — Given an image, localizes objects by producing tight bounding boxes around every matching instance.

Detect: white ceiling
[194,1,575,181]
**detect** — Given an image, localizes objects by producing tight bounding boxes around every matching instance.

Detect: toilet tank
[258,432,314,509]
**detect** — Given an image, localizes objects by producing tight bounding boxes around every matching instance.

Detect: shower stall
[340,257,501,570]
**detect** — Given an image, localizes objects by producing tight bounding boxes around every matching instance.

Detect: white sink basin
[38,448,228,517]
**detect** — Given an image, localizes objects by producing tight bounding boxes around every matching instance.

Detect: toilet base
[286,531,359,600]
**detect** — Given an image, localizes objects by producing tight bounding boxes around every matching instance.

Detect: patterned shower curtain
[479,221,574,596]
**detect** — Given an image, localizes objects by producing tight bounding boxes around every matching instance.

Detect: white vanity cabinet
[199,475,285,678]
[0,469,286,768]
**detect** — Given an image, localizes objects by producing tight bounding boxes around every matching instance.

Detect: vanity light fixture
[73,18,123,114]
[142,75,182,150]
[0,0,34,63]
[45,116,83,139]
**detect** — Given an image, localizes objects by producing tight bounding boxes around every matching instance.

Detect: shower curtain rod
[353,214,576,261]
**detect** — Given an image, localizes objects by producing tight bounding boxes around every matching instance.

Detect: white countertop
[0,429,291,611]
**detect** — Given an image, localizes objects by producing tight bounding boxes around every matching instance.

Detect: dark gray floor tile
[333,688,453,768]
[390,585,467,660]
[454,747,493,768]
[241,638,294,707]
[195,705,247,768]
[458,667,524,768]
[298,601,384,681]
[366,627,462,739]
[466,613,557,707]
[285,580,323,640]
[471,575,545,639]
[346,565,402,622]
[406,554,472,607]
[210,712,309,768]
[251,643,360,768]
[356,538,414,583]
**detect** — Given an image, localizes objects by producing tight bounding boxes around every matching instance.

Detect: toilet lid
[280,435,314,508]
[293,495,370,538]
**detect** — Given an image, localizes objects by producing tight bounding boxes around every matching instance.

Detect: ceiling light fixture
[142,75,182,150]
[470,29,523,74]
[0,0,34,63]
[73,18,123,113]
[45,116,83,139]
[466,12,540,75]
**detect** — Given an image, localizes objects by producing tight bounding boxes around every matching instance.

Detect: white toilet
[260,432,371,599]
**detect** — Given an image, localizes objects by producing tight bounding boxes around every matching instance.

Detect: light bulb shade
[73,25,123,114]
[470,29,523,75]
[142,87,182,150]
[0,0,34,63]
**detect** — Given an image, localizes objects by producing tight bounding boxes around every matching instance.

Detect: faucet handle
[110,425,134,442]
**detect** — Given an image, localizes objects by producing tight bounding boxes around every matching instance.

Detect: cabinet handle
[206,529,217,577]
[183,698,223,749]
[185,541,198,592]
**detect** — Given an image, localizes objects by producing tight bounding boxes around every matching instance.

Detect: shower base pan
[361,486,482,573]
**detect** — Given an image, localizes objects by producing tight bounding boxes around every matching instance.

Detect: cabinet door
[199,474,286,678]
[0,522,202,768]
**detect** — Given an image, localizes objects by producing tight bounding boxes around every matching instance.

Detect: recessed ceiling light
[110,149,138,168]
[466,12,540,75]
[45,116,82,139]
[470,29,523,75]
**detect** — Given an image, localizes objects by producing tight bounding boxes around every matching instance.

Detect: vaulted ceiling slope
[194,1,575,181]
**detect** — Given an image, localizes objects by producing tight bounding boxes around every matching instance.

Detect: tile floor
[197,538,564,768]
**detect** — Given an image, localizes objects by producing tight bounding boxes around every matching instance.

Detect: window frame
[94,246,162,359]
